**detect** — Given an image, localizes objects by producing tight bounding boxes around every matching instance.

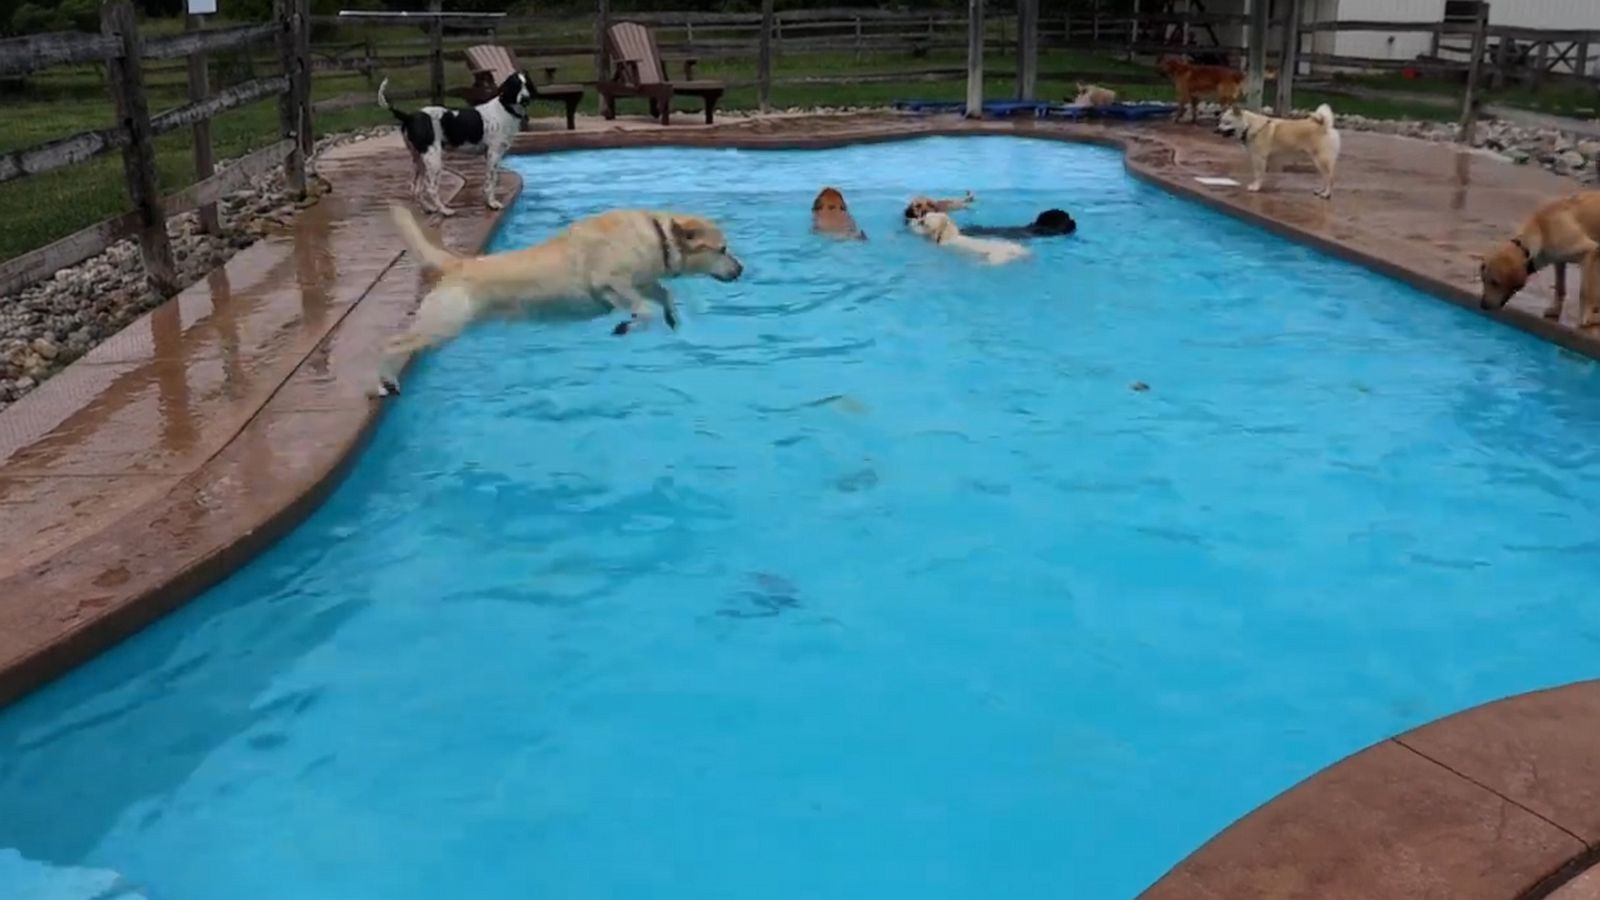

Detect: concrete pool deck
[1,112,1598,898]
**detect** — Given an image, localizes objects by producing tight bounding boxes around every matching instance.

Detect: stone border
[1,114,1597,900]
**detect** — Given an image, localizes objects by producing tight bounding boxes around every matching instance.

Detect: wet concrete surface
[2,114,1599,900]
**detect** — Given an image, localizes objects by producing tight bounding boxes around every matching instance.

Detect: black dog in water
[962,209,1077,240]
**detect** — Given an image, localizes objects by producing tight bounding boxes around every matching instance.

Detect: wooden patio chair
[458,44,584,131]
[597,21,724,125]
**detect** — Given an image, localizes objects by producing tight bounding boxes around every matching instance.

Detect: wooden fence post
[102,0,175,294]
[965,0,984,118]
[757,0,774,114]
[854,16,863,63]
[1457,2,1489,144]
[274,0,306,196]
[1015,0,1037,101]
[1245,0,1268,109]
[363,37,374,85]
[1532,40,1548,91]
[1274,0,1301,114]
[1126,0,1139,62]
[185,13,219,234]
[594,0,609,114]
[294,0,312,165]
[428,0,444,106]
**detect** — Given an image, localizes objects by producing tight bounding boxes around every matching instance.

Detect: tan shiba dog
[1214,103,1341,199]
[1477,191,1600,325]
[378,203,744,396]
[909,211,1029,265]
[1070,82,1118,108]
[811,186,866,240]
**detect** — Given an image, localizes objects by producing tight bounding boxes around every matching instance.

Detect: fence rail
[0,0,311,298]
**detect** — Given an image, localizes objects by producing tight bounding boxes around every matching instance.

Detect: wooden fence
[0,0,313,296]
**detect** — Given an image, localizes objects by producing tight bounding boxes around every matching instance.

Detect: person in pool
[960,209,1077,240]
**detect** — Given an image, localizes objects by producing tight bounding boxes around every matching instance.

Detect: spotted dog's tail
[389,203,462,276]
[377,78,409,125]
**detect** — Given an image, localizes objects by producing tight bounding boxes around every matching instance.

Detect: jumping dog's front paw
[486,199,504,211]
[375,377,401,398]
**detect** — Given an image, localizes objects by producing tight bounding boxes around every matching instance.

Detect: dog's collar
[1511,237,1540,274]
[650,217,677,273]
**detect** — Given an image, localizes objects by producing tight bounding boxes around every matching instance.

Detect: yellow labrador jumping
[379,204,744,395]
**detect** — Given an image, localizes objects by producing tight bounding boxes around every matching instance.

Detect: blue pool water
[4,136,1600,900]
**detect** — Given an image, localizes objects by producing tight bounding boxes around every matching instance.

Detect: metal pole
[1246,0,1268,109]
[1015,0,1037,101]
[966,0,985,118]
[758,0,774,113]
[1274,0,1302,114]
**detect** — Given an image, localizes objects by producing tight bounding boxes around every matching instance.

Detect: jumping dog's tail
[389,203,462,276]
[377,77,409,125]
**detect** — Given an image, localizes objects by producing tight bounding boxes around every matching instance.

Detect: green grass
[0,28,1516,265]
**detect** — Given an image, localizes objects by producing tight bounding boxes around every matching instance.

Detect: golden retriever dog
[908,211,1029,265]
[811,186,866,240]
[1214,103,1340,199]
[1070,82,1117,108]
[1478,191,1600,325]
[378,203,744,396]
[903,191,977,222]
[1158,55,1245,124]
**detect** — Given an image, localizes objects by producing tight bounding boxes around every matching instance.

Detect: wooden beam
[150,75,288,136]
[0,31,120,76]
[965,0,984,118]
[186,14,219,235]
[274,0,307,196]
[102,0,175,295]
[594,0,610,114]
[427,0,445,106]
[293,0,313,164]
[1245,0,1267,109]
[1275,0,1301,113]
[1015,0,1038,101]
[0,127,128,184]
[142,22,275,60]
[757,0,774,113]
[1457,1,1490,143]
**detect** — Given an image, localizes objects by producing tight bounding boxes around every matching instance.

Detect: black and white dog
[379,72,531,216]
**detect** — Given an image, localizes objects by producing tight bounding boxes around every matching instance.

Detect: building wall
[1332,0,1444,64]
[1330,0,1600,72]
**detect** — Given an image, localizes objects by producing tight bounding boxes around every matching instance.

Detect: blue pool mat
[890,99,1054,117]
[893,99,1179,122]
[1040,102,1178,121]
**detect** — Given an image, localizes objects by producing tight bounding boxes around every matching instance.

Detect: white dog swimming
[908,210,1029,265]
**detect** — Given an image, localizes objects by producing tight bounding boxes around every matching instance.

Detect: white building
[1185,0,1600,75]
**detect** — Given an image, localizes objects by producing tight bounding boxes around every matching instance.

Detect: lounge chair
[597,21,724,125]
[459,44,584,131]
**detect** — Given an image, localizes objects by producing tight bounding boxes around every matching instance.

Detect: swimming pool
[4,134,1600,899]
